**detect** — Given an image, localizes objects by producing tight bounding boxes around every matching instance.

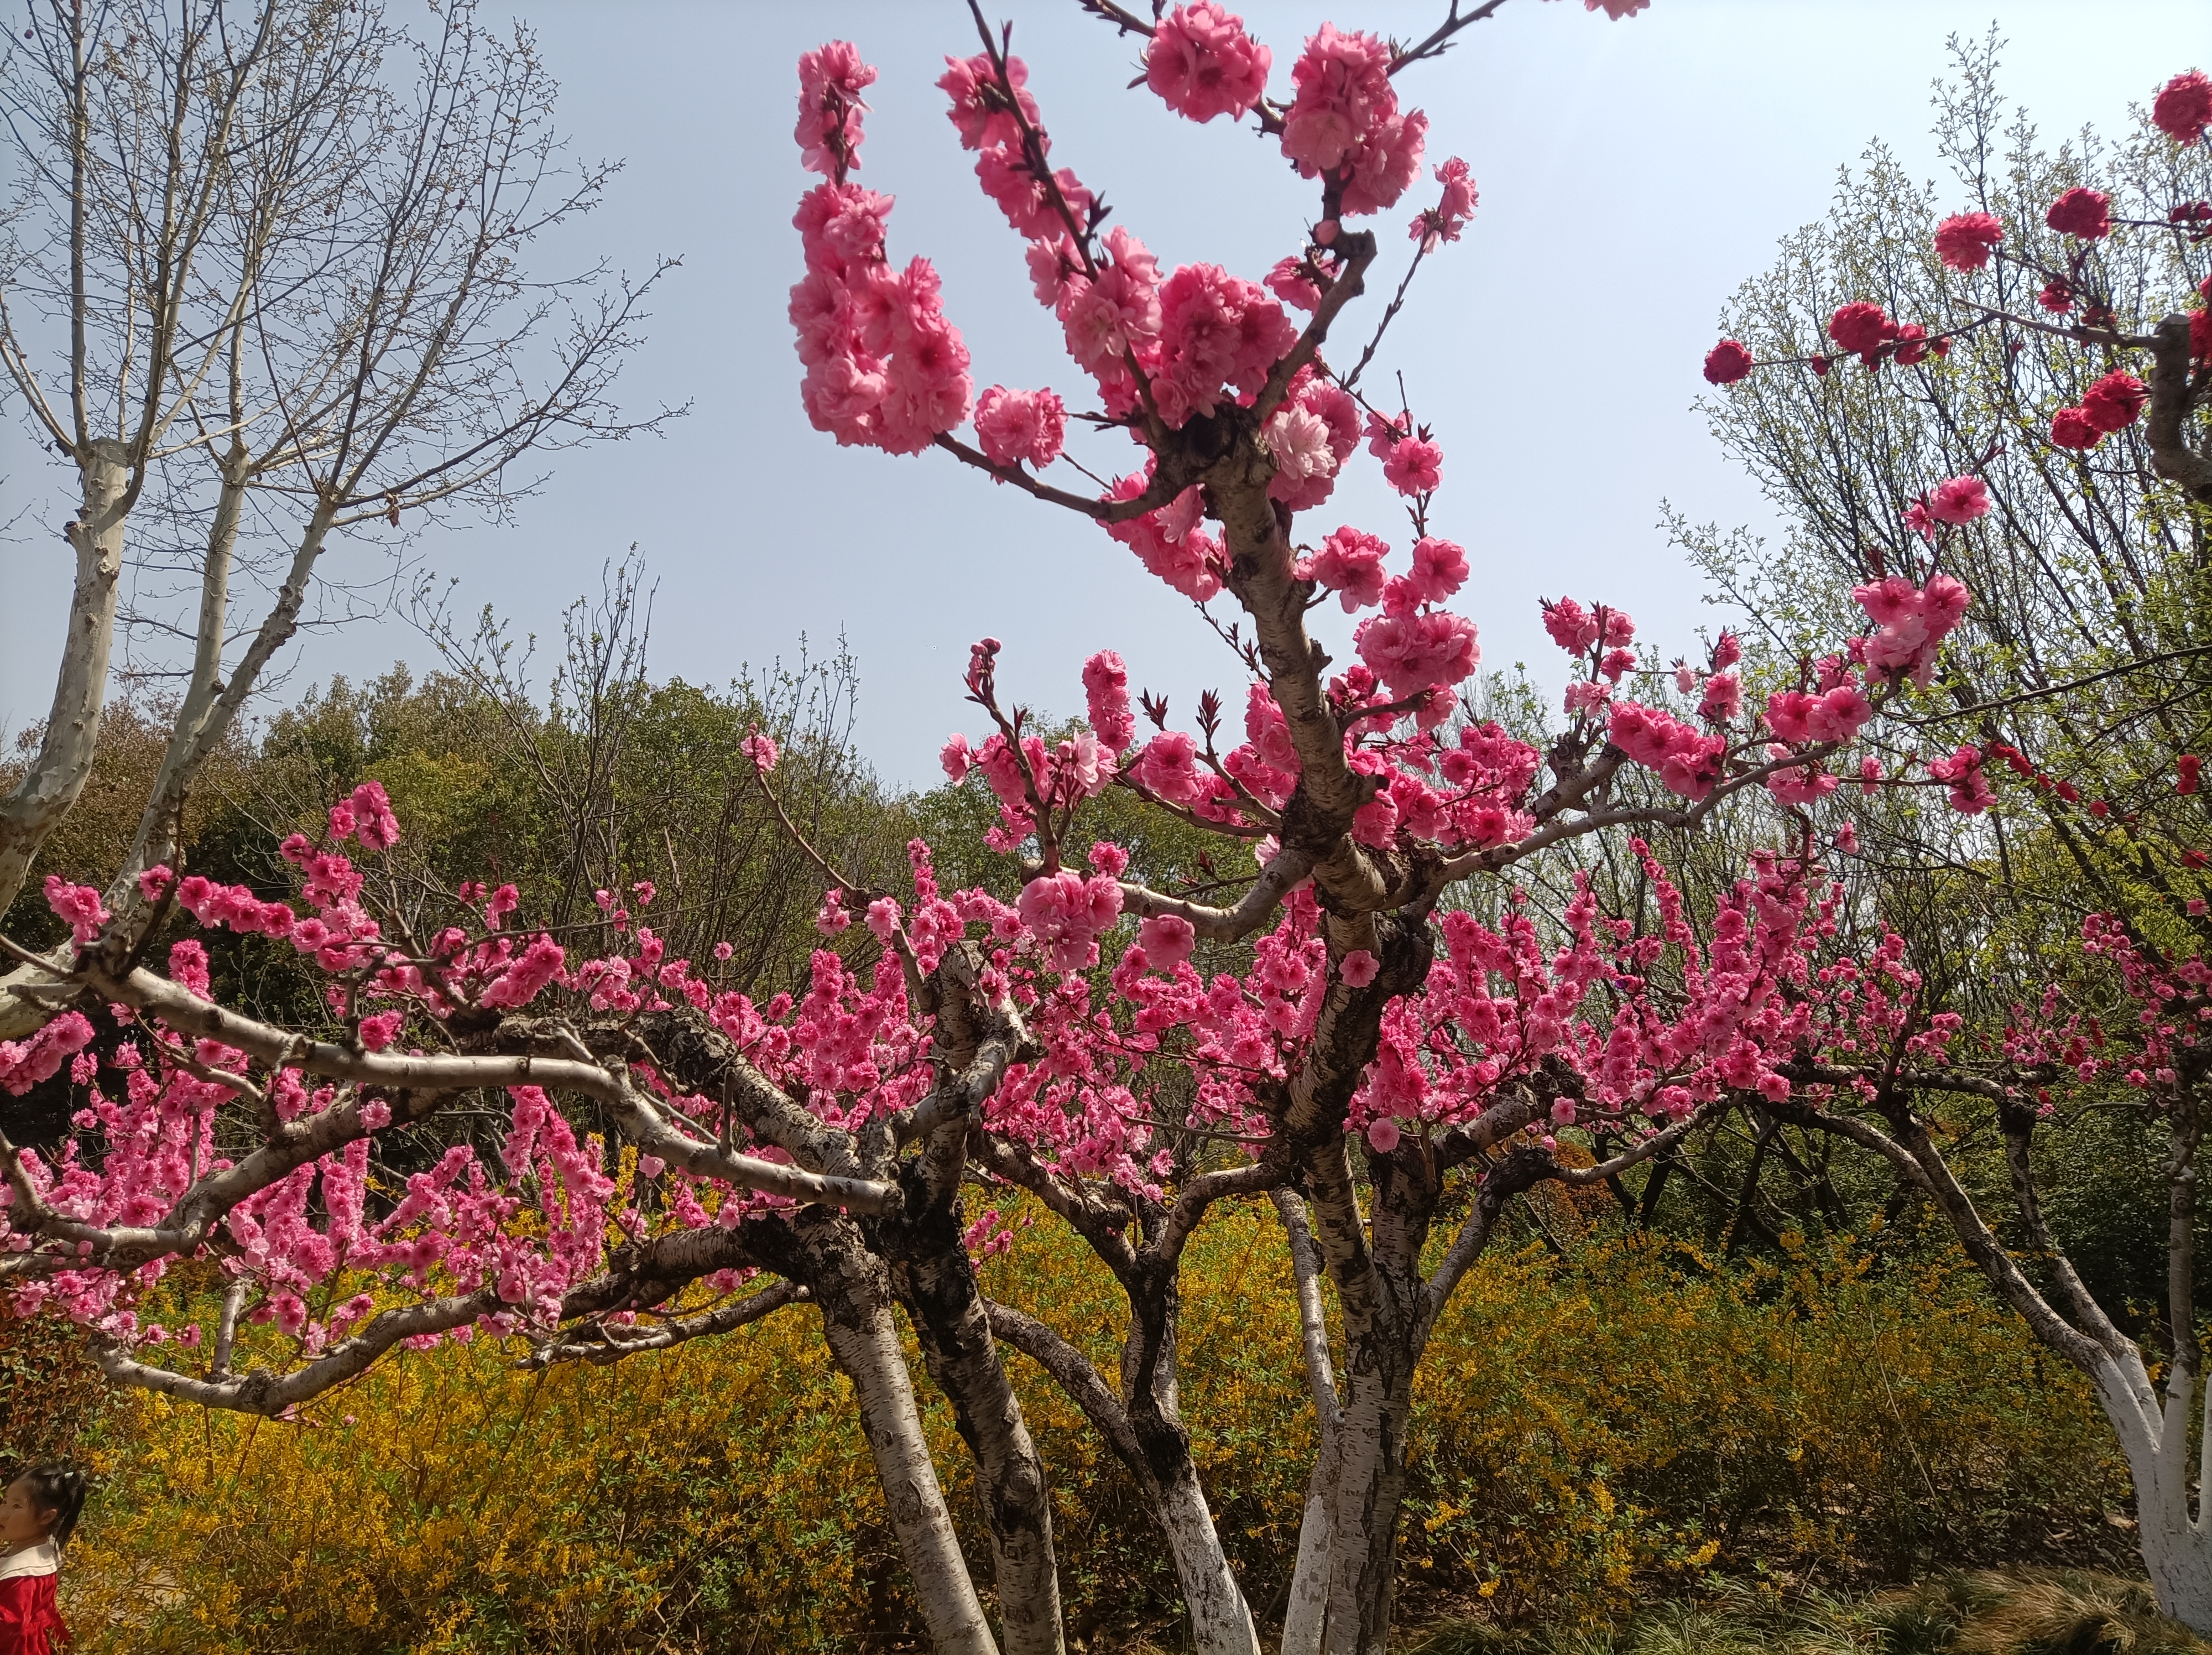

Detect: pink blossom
[1139,913,1197,970]
[1153,263,1296,427]
[1061,229,1164,381]
[941,732,973,783]
[796,41,875,178]
[0,1011,93,1097]
[1263,404,1339,492]
[1145,3,1271,124]
[358,1012,404,1053]
[1928,746,1995,814]
[740,732,780,772]
[1381,436,1442,495]
[1933,212,2003,272]
[1408,537,1469,603]
[1828,301,1897,362]
[937,53,1038,153]
[1268,376,1359,509]
[1279,25,1427,215]
[1131,731,1206,805]
[1105,472,1224,601]
[1803,685,1873,743]
[1927,475,1989,525]
[1302,525,1390,612]
[1017,870,1124,972]
[1264,257,1322,313]
[1245,682,1302,775]
[1409,157,1476,251]
[43,876,109,946]
[1084,652,1136,753]
[479,936,565,1011]
[1766,753,1839,806]
[1339,949,1380,987]
[1698,671,1742,725]
[1355,609,1479,696]
[1543,597,1600,654]
[1364,1115,1401,1153]
[974,385,1068,468]
[1280,24,1393,174]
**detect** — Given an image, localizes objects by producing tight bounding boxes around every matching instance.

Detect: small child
[0,1464,86,1654]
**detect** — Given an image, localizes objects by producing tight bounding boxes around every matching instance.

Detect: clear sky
[2,0,2201,789]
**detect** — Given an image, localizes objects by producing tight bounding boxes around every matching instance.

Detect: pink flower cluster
[1083,650,1135,753]
[1034,227,1161,419]
[1151,262,1299,428]
[1927,745,1994,815]
[795,40,874,180]
[789,49,973,456]
[939,53,1095,242]
[0,1011,93,1097]
[1017,868,1125,972]
[2049,370,2148,451]
[1408,157,1476,252]
[1851,573,1971,690]
[1264,367,1360,511]
[41,876,108,947]
[1144,3,1271,124]
[1279,25,1427,216]
[1934,211,2003,272]
[1606,702,1727,800]
[1105,466,1224,600]
[974,386,1067,470]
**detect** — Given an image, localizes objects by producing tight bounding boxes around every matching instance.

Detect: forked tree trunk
[2095,1351,2212,1632]
[1298,1138,1435,1655]
[893,1198,1063,1655]
[1123,1268,1261,1655]
[809,1229,1000,1655]
[984,1297,1258,1655]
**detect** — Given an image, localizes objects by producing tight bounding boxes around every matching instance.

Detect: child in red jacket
[0,1465,86,1654]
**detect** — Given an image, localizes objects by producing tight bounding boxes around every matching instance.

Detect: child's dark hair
[18,1464,88,1549]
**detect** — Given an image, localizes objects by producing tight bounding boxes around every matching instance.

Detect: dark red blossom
[1702,339,1754,384]
[2152,70,2212,145]
[2046,186,2111,240]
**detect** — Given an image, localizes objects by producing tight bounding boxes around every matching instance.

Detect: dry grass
[1397,1569,2212,1655]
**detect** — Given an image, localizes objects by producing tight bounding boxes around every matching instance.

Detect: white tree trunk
[1280,1468,1334,1655]
[820,1303,1000,1655]
[2096,1352,2212,1632]
[0,439,128,917]
[1148,1456,1259,1655]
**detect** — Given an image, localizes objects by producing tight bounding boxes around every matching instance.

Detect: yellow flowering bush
[40,1208,2120,1652]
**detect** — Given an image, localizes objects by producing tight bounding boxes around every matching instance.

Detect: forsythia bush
[43,1208,2121,1652]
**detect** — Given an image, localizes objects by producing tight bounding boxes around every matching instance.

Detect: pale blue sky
[3,1,2201,787]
